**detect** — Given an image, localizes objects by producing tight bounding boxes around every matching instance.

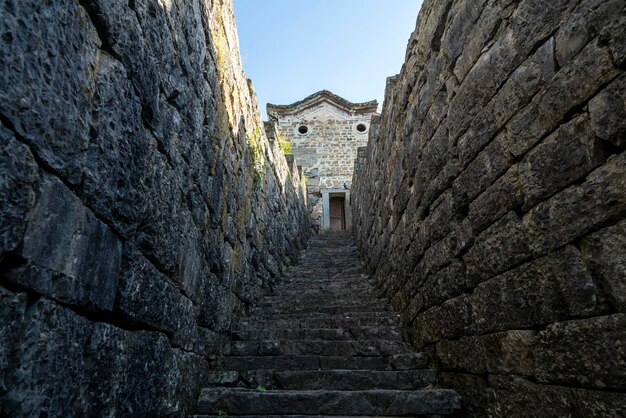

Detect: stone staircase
[191,233,462,417]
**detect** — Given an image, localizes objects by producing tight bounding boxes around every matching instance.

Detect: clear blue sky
[233,0,423,119]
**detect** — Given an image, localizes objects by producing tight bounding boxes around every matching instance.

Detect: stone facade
[352,0,626,416]
[0,0,309,416]
[268,91,378,232]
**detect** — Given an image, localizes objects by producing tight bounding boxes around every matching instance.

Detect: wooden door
[329,196,346,231]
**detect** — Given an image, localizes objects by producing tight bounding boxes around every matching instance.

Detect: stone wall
[352,0,626,416]
[276,107,372,190]
[0,0,309,416]
[283,111,369,231]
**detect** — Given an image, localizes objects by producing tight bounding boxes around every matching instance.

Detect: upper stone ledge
[267,90,378,120]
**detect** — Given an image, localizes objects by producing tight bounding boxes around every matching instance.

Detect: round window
[356,123,367,133]
[298,125,309,135]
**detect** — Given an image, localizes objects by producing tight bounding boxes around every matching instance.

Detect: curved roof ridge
[267,90,378,115]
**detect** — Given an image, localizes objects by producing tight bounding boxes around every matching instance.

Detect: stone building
[268,91,378,232]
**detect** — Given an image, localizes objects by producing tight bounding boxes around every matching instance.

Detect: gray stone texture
[580,221,626,312]
[534,314,626,390]
[198,234,461,416]
[2,296,209,417]
[197,388,461,416]
[487,375,626,418]
[0,0,309,416]
[436,330,537,376]
[352,0,626,415]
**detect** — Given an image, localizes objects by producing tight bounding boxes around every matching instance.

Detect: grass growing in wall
[277,131,291,155]
[246,126,265,191]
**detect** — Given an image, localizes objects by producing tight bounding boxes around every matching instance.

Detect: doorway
[329,196,346,231]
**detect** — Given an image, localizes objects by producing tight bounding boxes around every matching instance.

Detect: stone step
[266,283,376,292]
[204,369,437,391]
[291,254,359,260]
[260,296,383,307]
[217,353,428,372]
[308,237,354,243]
[205,369,275,389]
[251,303,389,316]
[194,234,462,417]
[265,289,380,299]
[232,326,403,341]
[217,355,388,372]
[226,340,413,357]
[277,277,370,284]
[195,388,462,416]
[192,415,411,418]
[272,287,375,297]
[307,239,355,243]
[299,247,357,253]
[297,252,358,256]
[274,283,373,293]
[291,253,358,259]
[237,316,400,330]
[285,265,363,271]
[283,266,364,273]
[278,279,368,285]
[274,369,437,390]
[248,311,398,321]
[279,276,369,285]
[254,298,389,309]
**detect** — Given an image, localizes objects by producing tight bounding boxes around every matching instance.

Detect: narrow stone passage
[192,233,461,417]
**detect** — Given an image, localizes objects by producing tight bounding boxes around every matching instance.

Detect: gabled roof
[267,90,378,119]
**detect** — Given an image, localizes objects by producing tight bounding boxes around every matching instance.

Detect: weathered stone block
[437,372,491,418]
[451,0,516,82]
[468,165,523,233]
[524,152,626,257]
[464,212,531,287]
[589,74,626,149]
[447,0,574,139]
[487,375,626,418]
[84,322,208,417]
[416,159,462,223]
[0,0,100,185]
[603,13,626,67]
[469,245,599,336]
[534,314,626,390]
[0,125,37,256]
[439,0,487,74]
[453,135,513,206]
[15,174,122,311]
[519,114,609,210]
[2,297,208,417]
[420,190,460,249]
[416,219,473,284]
[116,243,196,345]
[436,330,536,375]
[503,38,619,160]
[0,288,26,398]
[457,37,556,167]
[198,280,242,333]
[556,0,626,65]
[580,221,626,312]
[2,298,92,417]
[411,295,472,348]
[413,125,452,195]
[403,261,465,320]
[407,90,448,158]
